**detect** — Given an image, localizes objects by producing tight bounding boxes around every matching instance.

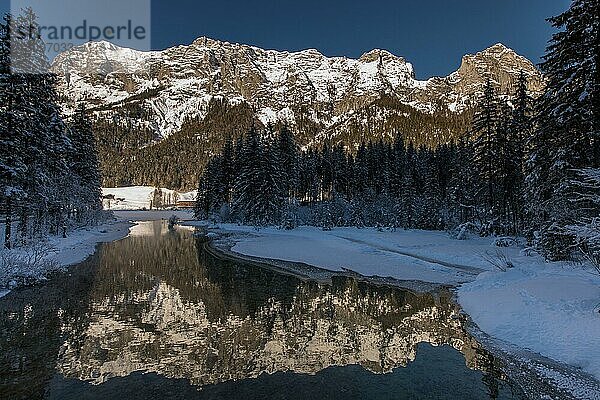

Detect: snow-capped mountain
[52,38,543,140]
[50,38,544,189]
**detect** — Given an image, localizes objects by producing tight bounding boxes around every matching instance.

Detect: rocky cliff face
[50,38,544,188]
[52,39,542,138]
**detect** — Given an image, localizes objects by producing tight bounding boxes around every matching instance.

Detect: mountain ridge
[52,37,543,136]
[50,37,544,189]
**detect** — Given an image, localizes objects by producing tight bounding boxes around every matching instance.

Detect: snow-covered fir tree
[195,156,225,219]
[228,126,285,225]
[67,104,103,223]
[526,0,600,259]
[472,79,501,217]
[0,10,105,247]
[507,71,533,233]
[399,144,417,229]
[277,126,299,200]
[567,168,600,271]
[219,136,235,204]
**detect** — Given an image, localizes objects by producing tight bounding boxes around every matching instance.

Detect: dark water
[0,221,524,400]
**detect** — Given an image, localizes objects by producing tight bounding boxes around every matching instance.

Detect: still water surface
[0,221,524,399]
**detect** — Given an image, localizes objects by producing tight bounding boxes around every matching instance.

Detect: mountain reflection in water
[0,221,522,399]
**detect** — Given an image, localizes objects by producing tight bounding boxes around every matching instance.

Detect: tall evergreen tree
[506,71,533,233]
[527,0,600,258]
[449,137,480,226]
[0,14,26,248]
[495,101,517,232]
[389,135,406,197]
[1,9,104,246]
[233,127,260,218]
[276,126,299,201]
[399,144,417,229]
[472,79,501,215]
[68,104,102,223]
[220,135,235,204]
[256,138,285,224]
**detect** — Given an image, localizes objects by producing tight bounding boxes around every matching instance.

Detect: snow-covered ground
[45,220,133,267]
[190,224,515,284]
[102,186,197,210]
[0,210,194,293]
[115,210,193,222]
[0,218,133,290]
[194,223,600,382]
[460,264,600,380]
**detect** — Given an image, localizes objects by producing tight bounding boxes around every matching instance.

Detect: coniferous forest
[0,10,104,249]
[196,0,599,263]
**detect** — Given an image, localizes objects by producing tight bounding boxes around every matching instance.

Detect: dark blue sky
[2,0,571,79]
[150,0,570,79]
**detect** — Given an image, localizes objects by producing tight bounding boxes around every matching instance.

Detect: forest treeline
[195,77,529,235]
[196,0,599,263]
[93,96,473,191]
[0,10,104,249]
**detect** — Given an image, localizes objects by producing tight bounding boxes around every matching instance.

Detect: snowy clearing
[102,186,197,210]
[194,223,600,382]
[114,210,194,222]
[44,220,133,267]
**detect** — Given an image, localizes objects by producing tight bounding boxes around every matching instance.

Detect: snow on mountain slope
[51,38,543,139]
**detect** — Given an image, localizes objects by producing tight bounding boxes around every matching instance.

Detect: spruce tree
[399,144,417,229]
[331,143,349,197]
[418,148,442,229]
[1,9,104,242]
[220,136,235,204]
[232,126,262,224]
[0,15,26,248]
[472,79,501,216]
[449,137,479,227]
[276,126,299,201]
[195,175,210,219]
[256,138,285,224]
[496,101,517,232]
[389,135,406,197]
[509,71,533,234]
[354,142,369,196]
[527,0,600,258]
[68,104,102,223]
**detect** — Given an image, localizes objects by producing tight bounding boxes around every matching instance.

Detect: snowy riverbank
[0,218,133,292]
[187,224,521,283]
[193,223,600,382]
[2,213,599,385]
[0,210,194,294]
[460,263,600,380]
